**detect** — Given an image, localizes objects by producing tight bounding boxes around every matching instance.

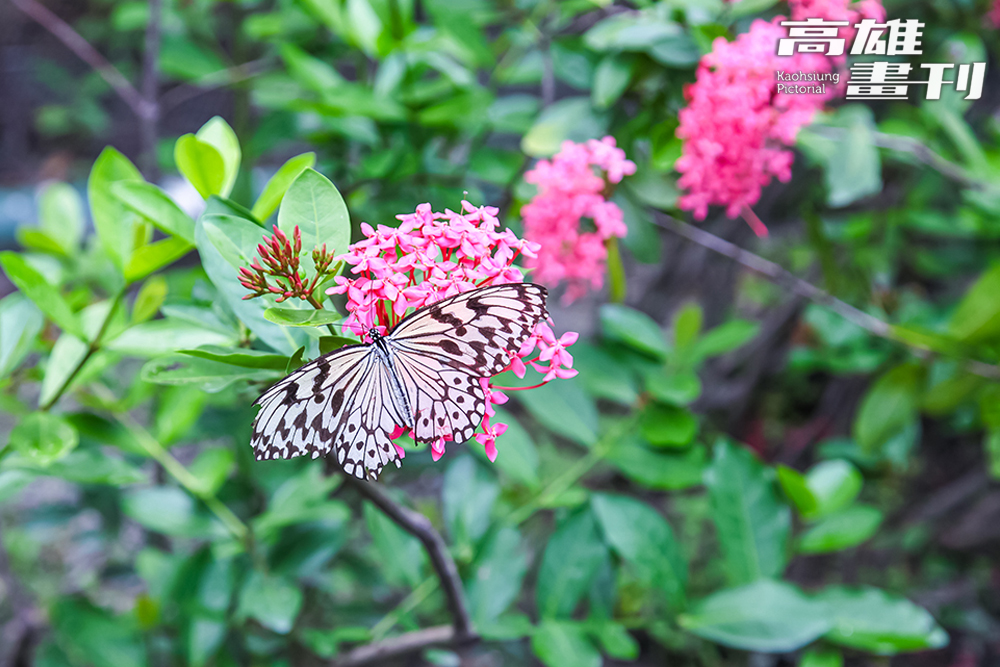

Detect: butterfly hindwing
[251,282,549,479]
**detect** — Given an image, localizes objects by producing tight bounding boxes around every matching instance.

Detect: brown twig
[653,212,1000,380]
[158,58,271,111]
[340,475,476,644]
[9,0,153,121]
[330,625,458,667]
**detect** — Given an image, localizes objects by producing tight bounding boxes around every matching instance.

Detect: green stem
[40,290,125,411]
[92,384,250,543]
[370,576,438,641]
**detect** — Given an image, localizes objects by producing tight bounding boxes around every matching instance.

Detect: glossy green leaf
[640,403,698,447]
[690,319,760,362]
[112,181,196,243]
[806,459,863,518]
[599,303,668,359]
[141,354,279,392]
[592,493,686,607]
[949,263,1000,343]
[124,236,194,283]
[589,621,639,660]
[180,345,290,369]
[531,621,601,667]
[38,181,85,253]
[0,251,84,339]
[816,586,948,654]
[466,527,528,627]
[277,168,351,276]
[9,412,79,466]
[107,319,236,357]
[88,147,144,271]
[679,580,830,653]
[853,363,924,453]
[519,378,598,447]
[264,306,341,327]
[132,275,168,324]
[195,116,241,198]
[798,504,883,554]
[444,456,499,548]
[236,570,303,634]
[607,436,707,490]
[776,464,819,517]
[704,440,791,585]
[251,152,317,221]
[536,508,608,618]
[175,134,226,200]
[0,293,44,378]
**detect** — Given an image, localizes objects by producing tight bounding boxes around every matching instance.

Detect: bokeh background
[1,0,1000,666]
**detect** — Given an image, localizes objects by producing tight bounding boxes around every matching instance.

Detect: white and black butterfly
[251,282,549,480]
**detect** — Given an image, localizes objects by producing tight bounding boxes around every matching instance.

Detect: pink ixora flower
[675,0,883,235]
[521,137,636,304]
[326,201,578,463]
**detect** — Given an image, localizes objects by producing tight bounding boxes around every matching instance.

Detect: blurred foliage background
[1,0,1000,666]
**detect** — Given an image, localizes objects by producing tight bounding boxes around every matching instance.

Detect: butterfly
[250,282,549,480]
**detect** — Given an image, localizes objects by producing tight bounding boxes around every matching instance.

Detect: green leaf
[50,599,146,667]
[470,408,539,487]
[584,14,684,51]
[38,182,85,253]
[188,618,226,667]
[124,236,194,283]
[606,435,706,490]
[88,147,144,272]
[853,364,924,453]
[949,264,1000,343]
[704,440,791,585]
[824,107,882,207]
[443,456,499,548]
[319,335,359,354]
[0,293,44,378]
[801,648,843,667]
[466,527,528,627]
[188,447,235,495]
[536,508,608,618]
[816,586,948,654]
[251,152,317,221]
[15,448,145,485]
[776,465,820,517]
[531,621,601,667]
[141,354,278,393]
[9,412,78,466]
[180,345,290,370]
[519,378,598,447]
[572,343,639,406]
[299,627,372,659]
[107,319,237,357]
[591,54,633,109]
[646,370,701,405]
[154,385,207,445]
[521,98,607,158]
[175,134,226,199]
[196,116,242,198]
[588,621,639,660]
[0,251,84,339]
[123,487,221,538]
[639,403,698,447]
[236,571,303,634]
[112,181,196,243]
[277,168,351,275]
[263,307,342,327]
[132,275,168,323]
[673,303,703,349]
[679,580,831,653]
[600,304,668,360]
[363,500,426,587]
[39,332,89,407]
[805,459,863,518]
[690,319,760,362]
[592,493,686,607]
[798,504,883,554]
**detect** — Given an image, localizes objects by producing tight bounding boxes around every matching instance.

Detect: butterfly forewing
[250,283,549,479]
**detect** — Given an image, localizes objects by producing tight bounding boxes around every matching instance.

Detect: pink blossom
[521,137,636,304]
[675,0,884,231]
[326,201,578,464]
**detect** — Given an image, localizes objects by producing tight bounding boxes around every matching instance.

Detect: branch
[330,625,458,667]
[158,58,272,111]
[9,0,152,120]
[340,475,476,643]
[653,213,1000,380]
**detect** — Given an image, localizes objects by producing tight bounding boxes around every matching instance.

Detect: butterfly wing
[386,283,549,444]
[251,344,407,479]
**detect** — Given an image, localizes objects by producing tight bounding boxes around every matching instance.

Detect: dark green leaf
[363,500,426,587]
[180,345,291,370]
[123,487,222,537]
[704,441,790,585]
[679,580,830,653]
[536,508,608,618]
[600,304,668,360]
[443,456,499,547]
[646,370,701,405]
[531,621,601,667]
[236,570,303,634]
[519,379,598,447]
[816,586,948,654]
[51,599,147,667]
[466,527,528,626]
[588,621,639,660]
[640,403,698,447]
[141,354,279,393]
[607,436,706,490]
[690,319,760,362]
[853,364,924,453]
[592,54,633,109]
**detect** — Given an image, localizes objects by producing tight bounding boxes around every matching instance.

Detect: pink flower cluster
[327,201,579,463]
[676,0,883,231]
[521,137,636,303]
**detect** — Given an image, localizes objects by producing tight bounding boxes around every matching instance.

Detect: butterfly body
[251,283,549,480]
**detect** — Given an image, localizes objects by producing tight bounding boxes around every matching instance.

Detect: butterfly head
[368,327,385,343]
